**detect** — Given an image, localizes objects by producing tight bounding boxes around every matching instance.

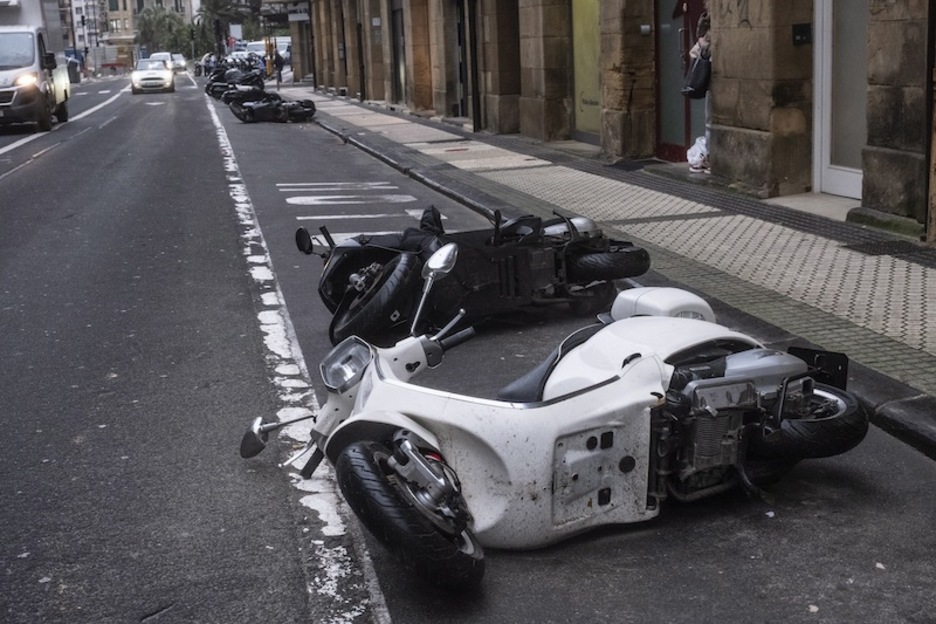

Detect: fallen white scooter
[241,243,868,590]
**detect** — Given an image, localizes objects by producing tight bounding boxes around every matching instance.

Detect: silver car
[130,59,175,94]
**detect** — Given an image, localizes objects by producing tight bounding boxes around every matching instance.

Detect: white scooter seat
[496,324,603,403]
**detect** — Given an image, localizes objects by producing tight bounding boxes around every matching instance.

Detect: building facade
[300,0,934,238]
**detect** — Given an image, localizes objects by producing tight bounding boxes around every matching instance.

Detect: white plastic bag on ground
[687,136,708,167]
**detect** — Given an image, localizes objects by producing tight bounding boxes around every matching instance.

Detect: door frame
[813,0,865,198]
[654,1,705,161]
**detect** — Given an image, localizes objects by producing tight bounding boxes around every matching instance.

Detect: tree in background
[136,5,186,53]
[195,0,253,55]
[195,0,250,35]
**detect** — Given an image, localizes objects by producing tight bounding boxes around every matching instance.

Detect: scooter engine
[666,348,812,486]
[685,409,744,477]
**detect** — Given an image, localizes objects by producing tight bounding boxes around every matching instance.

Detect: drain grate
[840,240,920,256]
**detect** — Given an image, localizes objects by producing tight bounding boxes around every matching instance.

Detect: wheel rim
[805,387,848,420]
[345,259,397,313]
[376,449,470,538]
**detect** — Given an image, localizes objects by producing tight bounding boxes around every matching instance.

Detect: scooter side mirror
[240,416,269,458]
[422,243,458,280]
[411,243,458,335]
[295,227,315,254]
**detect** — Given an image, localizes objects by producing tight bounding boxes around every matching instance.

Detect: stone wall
[404,0,432,110]
[428,1,458,116]
[480,0,520,133]
[864,0,928,221]
[600,0,655,158]
[711,0,813,197]
[519,0,571,141]
[361,0,386,101]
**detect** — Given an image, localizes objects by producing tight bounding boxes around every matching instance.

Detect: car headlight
[320,336,373,393]
[14,73,39,87]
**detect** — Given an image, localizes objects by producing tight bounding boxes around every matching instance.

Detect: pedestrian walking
[273,50,285,87]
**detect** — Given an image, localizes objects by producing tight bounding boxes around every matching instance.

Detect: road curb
[848,363,936,461]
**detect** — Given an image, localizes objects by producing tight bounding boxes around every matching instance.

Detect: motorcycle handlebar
[438,327,476,352]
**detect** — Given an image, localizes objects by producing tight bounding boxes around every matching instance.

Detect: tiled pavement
[277,85,936,458]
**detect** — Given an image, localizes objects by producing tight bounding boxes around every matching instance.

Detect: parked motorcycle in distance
[297,206,651,345]
[205,56,266,100]
[241,243,869,590]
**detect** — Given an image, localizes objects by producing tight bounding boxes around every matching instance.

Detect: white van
[0,0,71,131]
[246,37,290,61]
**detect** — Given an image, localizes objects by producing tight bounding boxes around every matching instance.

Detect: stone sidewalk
[279,84,936,459]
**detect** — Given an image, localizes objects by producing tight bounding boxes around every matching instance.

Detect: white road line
[296,213,407,220]
[295,210,444,221]
[286,194,416,205]
[278,182,397,190]
[205,94,391,624]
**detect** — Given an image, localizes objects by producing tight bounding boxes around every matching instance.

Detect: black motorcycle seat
[497,324,603,403]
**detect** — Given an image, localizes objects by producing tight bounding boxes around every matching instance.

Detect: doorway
[571,0,600,143]
[814,0,868,198]
[656,0,707,161]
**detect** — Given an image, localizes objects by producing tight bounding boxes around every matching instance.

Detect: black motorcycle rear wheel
[336,441,485,590]
[328,253,419,345]
[566,246,651,282]
[747,384,869,460]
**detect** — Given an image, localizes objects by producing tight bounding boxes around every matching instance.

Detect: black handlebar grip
[438,327,476,351]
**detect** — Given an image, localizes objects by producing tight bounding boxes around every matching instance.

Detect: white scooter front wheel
[335,440,485,590]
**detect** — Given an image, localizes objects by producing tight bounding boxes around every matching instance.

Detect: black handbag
[681,53,711,99]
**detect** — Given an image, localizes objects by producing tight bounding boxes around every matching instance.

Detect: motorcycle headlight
[320,336,373,393]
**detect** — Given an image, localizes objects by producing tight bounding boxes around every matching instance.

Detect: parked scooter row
[203,55,316,124]
[241,241,869,590]
[204,56,266,100]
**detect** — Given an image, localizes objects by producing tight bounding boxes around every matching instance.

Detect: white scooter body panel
[544,317,761,400]
[343,352,669,549]
[322,314,761,549]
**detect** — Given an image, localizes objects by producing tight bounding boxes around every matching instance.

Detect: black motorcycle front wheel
[328,253,419,345]
[335,441,485,590]
[566,245,651,282]
[747,384,869,460]
[229,102,255,123]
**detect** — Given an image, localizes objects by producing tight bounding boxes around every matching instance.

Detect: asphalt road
[1,75,934,624]
[0,76,311,623]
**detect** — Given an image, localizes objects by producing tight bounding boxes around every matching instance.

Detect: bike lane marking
[286,194,416,205]
[206,96,392,624]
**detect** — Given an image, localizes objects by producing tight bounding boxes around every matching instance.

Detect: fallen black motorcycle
[222,86,277,105]
[296,206,651,345]
[229,98,316,123]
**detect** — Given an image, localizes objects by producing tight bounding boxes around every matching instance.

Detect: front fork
[387,436,471,535]
[387,439,457,505]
